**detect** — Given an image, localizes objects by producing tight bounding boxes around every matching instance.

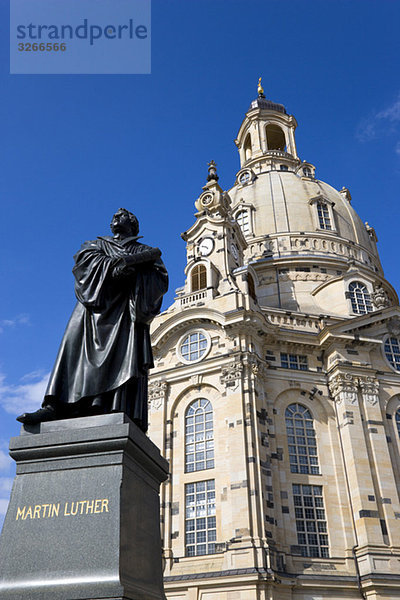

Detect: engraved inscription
[15,498,109,521]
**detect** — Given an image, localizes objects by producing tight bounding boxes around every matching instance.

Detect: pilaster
[358,376,400,549]
[328,371,384,550]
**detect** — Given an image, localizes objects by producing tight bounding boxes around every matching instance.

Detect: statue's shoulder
[81,238,103,249]
[135,241,153,252]
[74,238,103,258]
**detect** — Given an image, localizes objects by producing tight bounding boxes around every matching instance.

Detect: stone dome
[229,169,382,275]
[227,94,395,315]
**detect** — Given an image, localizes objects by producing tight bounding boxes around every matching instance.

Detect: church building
[148,81,400,600]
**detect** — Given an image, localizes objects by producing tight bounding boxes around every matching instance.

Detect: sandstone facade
[148,87,400,600]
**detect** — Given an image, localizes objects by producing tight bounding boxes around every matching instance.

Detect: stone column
[287,123,297,158]
[0,413,169,600]
[149,380,172,567]
[328,372,384,551]
[359,376,400,549]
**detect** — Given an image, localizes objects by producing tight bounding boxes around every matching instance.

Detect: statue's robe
[44,235,168,431]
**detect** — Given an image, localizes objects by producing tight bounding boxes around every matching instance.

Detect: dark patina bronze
[17,208,168,432]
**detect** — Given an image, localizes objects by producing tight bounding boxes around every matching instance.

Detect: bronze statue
[17,208,168,432]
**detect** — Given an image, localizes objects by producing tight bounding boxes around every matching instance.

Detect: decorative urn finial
[258,77,265,98]
[207,160,219,182]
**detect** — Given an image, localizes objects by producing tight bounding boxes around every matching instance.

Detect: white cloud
[0,498,10,516]
[0,478,13,494]
[0,314,30,334]
[0,371,50,415]
[0,455,15,523]
[20,369,47,383]
[0,450,11,471]
[357,93,400,149]
[378,96,400,122]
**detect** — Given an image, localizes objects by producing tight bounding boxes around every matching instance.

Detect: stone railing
[264,149,292,159]
[266,309,324,332]
[246,233,379,271]
[179,289,208,307]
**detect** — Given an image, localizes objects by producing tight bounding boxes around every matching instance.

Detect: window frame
[292,484,329,558]
[285,403,320,475]
[185,398,215,473]
[347,281,373,315]
[383,335,400,373]
[237,169,254,187]
[316,201,332,230]
[185,480,217,557]
[190,263,207,292]
[309,196,336,233]
[396,408,400,438]
[235,209,250,236]
[280,353,308,371]
[177,329,211,365]
[233,203,255,237]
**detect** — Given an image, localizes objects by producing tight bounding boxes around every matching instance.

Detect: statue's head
[110,208,139,237]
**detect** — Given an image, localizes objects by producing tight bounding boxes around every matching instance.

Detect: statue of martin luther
[17,208,168,432]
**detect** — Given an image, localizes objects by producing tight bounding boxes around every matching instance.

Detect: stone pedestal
[0,413,169,600]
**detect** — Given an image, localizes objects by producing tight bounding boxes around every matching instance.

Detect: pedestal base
[0,413,169,600]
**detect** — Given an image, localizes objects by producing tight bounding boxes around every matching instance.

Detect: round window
[383,336,400,372]
[239,172,251,184]
[178,330,211,364]
[201,193,213,207]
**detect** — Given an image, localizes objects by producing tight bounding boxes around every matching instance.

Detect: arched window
[285,403,319,474]
[384,337,400,371]
[348,281,373,315]
[185,399,214,472]
[316,202,332,230]
[266,124,286,151]
[396,409,400,438]
[191,264,207,292]
[303,167,312,177]
[236,210,250,235]
[244,134,252,161]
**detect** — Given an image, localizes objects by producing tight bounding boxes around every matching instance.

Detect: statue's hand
[123,247,161,267]
[111,261,136,279]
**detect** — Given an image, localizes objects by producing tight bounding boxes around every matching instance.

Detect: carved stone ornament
[148,380,168,411]
[365,222,378,243]
[278,271,331,283]
[339,186,352,204]
[328,373,358,405]
[190,374,203,387]
[220,360,243,391]
[388,317,400,337]
[372,285,390,309]
[247,355,269,379]
[359,376,379,406]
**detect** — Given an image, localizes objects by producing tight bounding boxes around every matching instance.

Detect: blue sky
[0,0,400,521]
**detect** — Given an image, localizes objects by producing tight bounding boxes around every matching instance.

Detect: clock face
[199,237,214,256]
[231,243,239,260]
